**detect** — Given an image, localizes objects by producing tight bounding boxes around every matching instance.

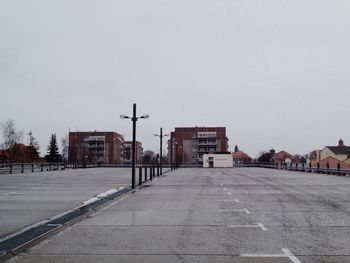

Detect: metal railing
[234,162,350,176]
[0,163,65,174]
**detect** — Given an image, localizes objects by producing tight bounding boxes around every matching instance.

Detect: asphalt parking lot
[0,168,132,239]
[7,167,350,262]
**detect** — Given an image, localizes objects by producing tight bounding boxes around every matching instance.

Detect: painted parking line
[243,208,251,214]
[241,248,302,263]
[281,248,302,263]
[3,192,25,195]
[219,209,250,214]
[257,222,268,231]
[214,199,239,202]
[241,253,286,257]
[227,223,267,232]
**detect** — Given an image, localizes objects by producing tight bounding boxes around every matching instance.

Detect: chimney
[338,139,344,147]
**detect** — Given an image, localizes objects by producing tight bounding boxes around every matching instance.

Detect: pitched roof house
[232,151,251,164]
[320,139,350,163]
[271,151,297,164]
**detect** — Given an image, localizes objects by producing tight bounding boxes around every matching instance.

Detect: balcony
[197,140,217,146]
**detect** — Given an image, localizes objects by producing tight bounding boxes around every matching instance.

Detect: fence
[0,163,65,174]
[234,162,350,176]
[0,161,181,175]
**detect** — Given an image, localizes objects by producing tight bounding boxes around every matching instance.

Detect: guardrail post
[144,166,147,181]
[139,166,142,185]
[21,163,24,173]
[337,163,341,176]
[326,163,329,174]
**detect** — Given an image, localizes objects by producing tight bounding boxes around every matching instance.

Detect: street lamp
[172,140,178,169]
[120,103,149,189]
[153,128,169,175]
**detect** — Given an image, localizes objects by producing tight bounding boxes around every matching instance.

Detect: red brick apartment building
[122,141,143,165]
[68,131,124,165]
[169,127,229,165]
[68,131,143,165]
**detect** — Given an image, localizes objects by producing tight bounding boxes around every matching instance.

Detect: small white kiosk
[203,153,233,168]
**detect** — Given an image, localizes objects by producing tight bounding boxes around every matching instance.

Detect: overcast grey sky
[1,0,349,157]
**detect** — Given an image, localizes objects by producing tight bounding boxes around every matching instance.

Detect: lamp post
[154,128,169,175]
[121,103,149,189]
[175,141,180,168]
[172,140,178,169]
[170,137,173,170]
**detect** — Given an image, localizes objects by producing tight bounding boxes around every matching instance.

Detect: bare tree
[61,135,69,162]
[27,130,40,161]
[2,119,23,150]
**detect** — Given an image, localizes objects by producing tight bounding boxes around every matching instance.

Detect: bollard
[56,163,59,171]
[10,163,13,174]
[309,163,312,173]
[144,166,147,181]
[326,163,330,175]
[157,163,159,177]
[337,163,341,176]
[153,163,156,178]
[150,166,153,181]
[21,163,24,173]
[317,163,320,173]
[49,164,51,171]
[41,163,43,172]
[32,163,34,172]
[139,166,142,185]
[302,163,305,172]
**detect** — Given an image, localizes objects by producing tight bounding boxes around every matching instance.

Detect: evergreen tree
[27,131,40,161]
[45,134,61,162]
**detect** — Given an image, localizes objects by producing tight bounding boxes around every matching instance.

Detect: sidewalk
[10,168,350,262]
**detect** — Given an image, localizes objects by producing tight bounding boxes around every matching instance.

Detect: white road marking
[214,199,239,202]
[241,253,286,257]
[282,248,303,263]
[257,222,268,231]
[227,225,260,228]
[220,208,250,214]
[241,248,302,262]
[243,208,251,214]
[219,209,244,212]
[3,192,25,195]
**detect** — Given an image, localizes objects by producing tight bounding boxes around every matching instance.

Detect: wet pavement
[7,168,350,263]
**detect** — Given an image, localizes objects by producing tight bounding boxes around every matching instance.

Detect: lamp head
[120,114,129,119]
[140,114,149,119]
